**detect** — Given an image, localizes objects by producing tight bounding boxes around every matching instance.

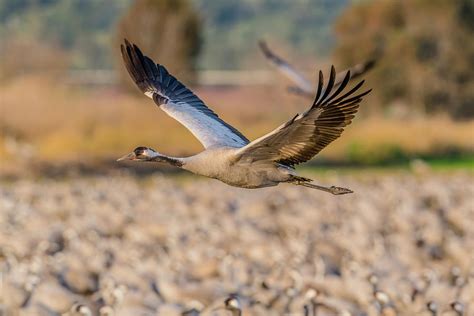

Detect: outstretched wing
[121,40,249,149]
[236,66,371,166]
[259,39,376,98]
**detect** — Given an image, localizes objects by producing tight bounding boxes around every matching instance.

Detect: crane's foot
[291,176,354,195]
[329,186,353,195]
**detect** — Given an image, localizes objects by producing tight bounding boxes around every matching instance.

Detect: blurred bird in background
[258,39,376,99]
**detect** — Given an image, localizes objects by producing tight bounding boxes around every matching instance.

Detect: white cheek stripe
[145,149,158,157]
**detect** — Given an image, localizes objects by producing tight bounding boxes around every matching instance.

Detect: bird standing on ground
[117,40,371,194]
[258,40,376,99]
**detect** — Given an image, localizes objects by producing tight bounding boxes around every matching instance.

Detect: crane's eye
[134,147,147,156]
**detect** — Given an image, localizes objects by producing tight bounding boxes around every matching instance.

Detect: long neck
[147,152,184,167]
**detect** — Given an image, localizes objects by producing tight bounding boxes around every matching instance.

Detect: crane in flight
[117,40,371,194]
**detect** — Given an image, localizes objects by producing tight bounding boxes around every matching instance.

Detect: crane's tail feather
[289,176,353,195]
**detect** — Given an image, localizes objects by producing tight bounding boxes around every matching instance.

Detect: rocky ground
[0,172,473,315]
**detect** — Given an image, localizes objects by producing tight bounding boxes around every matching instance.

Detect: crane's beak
[116,152,136,162]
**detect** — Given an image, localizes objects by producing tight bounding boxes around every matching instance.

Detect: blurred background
[0,1,473,315]
[1,0,473,174]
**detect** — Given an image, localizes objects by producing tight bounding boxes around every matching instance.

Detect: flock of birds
[117,39,375,195]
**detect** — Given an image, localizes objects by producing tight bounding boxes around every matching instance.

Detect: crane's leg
[289,176,353,195]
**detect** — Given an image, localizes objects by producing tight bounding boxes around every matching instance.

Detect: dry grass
[1,75,473,171]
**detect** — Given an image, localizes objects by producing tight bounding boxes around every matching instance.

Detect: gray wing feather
[236,66,371,166]
[121,40,249,149]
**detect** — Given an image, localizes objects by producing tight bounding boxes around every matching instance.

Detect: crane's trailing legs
[289,175,353,195]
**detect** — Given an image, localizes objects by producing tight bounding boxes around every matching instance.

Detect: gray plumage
[117,40,371,194]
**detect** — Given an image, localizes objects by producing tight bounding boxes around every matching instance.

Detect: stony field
[0,172,473,315]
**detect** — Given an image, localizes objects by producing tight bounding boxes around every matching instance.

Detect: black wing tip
[258,40,286,66]
[121,38,128,49]
[132,43,141,53]
[258,39,271,56]
[312,70,325,105]
[328,65,336,86]
[122,39,168,73]
[120,39,158,95]
[364,59,377,70]
[120,39,189,104]
[121,39,135,62]
[313,65,372,107]
[348,58,377,78]
[122,39,134,56]
[314,65,337,106]
[121,39,144,61]
[120,43,126,58]
[360,88,372,97]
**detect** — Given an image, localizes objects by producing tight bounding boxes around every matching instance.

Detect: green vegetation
[193,0,348,69]
[0,0,130,71]
[300,156,474,176]
[346,142,406,165]
[0,0,349,73]
[425,156,474,171]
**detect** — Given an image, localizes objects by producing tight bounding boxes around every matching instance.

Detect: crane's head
[116,146,158,162]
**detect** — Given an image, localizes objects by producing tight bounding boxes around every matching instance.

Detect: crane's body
[117,40,371,194]
[184,147,294,188]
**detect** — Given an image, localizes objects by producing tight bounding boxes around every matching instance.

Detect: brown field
[1,75,473,175]
[0,172,473,315]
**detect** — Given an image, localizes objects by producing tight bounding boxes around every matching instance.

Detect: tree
[115,0,202,90]
[333,0,474,119]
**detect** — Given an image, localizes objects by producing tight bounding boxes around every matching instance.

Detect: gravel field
[0,172,473,315]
